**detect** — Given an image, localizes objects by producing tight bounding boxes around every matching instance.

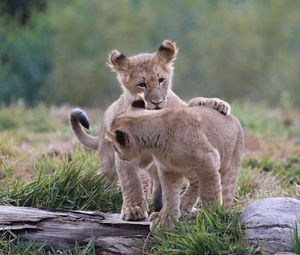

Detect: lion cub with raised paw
[106,105,244,232]
[70,40,231,221]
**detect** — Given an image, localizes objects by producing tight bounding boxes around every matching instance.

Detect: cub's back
[162,106,243,157]
[192,106,243,160]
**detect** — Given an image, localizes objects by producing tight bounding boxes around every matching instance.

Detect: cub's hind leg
[219,158,242,206]
[220,134,243,206]
[199,170,222,208]
[180,173,201,215]
[198,150,222,208]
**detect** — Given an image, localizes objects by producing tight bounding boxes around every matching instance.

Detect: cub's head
[107,40,178,110]
[105,115,139,161]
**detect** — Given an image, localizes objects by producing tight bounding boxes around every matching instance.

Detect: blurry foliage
[0,0,47,25]
[244,155,300,186]
[0,13,52,105]
[0,104,56,132]
[0,0,300,106]
[232,101,300,139]
[0,110,17,130]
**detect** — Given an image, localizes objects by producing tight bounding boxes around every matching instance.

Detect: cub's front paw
[188,97,207,107]
[121,204,148,221]
[188,97,231,115]
[180,196,196,215]
[211,98,231,115]
[149,210,179,232]
[180,206,198,218]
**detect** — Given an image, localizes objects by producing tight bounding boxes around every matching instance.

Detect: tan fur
[70,40,232,221]
[106,106,244,231]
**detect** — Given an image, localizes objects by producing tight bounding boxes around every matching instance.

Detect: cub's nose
[150,100,163,106]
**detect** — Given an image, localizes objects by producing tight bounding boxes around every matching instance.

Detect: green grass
[0,110,18,130]
[0,149,122,212]
[0,104,64,133]
[243,155,300,187]
[232,101,300,139]
[147,206,261,255]
[0,232,96,255]
[292,220,300,254]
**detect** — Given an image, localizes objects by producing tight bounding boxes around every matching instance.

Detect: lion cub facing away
[106,105,244,231]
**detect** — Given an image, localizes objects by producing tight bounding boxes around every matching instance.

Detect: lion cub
[106,105,244,231]
[70,40,231,221]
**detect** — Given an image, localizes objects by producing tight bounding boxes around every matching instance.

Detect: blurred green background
[0,0,299,107]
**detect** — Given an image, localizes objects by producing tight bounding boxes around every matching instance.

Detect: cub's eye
[137,82,147,88]
[158,78,165,84]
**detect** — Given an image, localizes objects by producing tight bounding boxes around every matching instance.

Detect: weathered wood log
[0,206,150,254]
[241,197,300,255]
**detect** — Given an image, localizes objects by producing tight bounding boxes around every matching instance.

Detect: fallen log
[0,206,150,254]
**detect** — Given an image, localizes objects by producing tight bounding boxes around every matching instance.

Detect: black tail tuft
[153,184,163,212]
[70,108,90,129]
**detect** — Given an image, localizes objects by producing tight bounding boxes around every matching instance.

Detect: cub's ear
[157,40,178,64]
[105,131,117,146]
[115,130,129,147]
[105,130,129,147]
[107,50,130,72]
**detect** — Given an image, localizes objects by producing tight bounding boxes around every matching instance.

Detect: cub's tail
[69,108,99,150]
